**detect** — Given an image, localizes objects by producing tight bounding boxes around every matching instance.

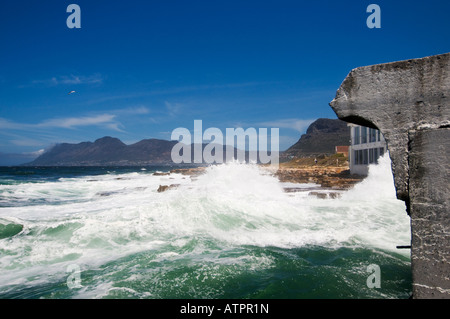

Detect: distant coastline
[19,118,350,168]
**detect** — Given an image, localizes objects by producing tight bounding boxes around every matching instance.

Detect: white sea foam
[0,154,411,295]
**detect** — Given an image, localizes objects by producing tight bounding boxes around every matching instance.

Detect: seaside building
[348,124,387,175]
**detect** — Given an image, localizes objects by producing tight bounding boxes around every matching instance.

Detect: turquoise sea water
[0,156,412,299]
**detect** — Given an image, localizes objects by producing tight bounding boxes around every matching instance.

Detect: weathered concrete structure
[329,53,450,298]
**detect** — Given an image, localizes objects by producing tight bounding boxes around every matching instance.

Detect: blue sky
[0,0,449,164]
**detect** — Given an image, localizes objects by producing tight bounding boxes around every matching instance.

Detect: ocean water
[0,155,412,299]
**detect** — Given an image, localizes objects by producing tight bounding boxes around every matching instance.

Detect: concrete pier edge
[329,52,450,299]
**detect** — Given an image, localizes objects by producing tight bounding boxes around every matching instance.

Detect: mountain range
[25,137,179,166]
[23,118,350,166]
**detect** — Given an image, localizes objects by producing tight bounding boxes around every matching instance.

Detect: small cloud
[28,73,103,87]
[38,114,119,130]
[165,101,183,117]
[114,106,151,115]
[130,106,150,114]
[10,137,45,147]
[158,131,173,139]
[0,113,124,133]
[105,122,126,133]
[258,118,316,133]
[28,149,45,157]
[0,117,21,130]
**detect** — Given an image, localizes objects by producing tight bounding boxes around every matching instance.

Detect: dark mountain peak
[284,118,350,158]
[93,136,126,147]
[130,138,175,146]
[306,118,347,134]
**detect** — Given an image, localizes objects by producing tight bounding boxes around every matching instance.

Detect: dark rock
[157,185,169,193]
[157,184,180,192]
[274,166,363,190]
[308,192,328,199]
[153,172,170,176]
[307,191,342,199]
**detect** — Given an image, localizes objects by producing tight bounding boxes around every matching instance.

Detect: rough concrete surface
[329,53,450,298]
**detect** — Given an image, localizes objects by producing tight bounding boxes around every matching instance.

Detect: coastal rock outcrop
[329,53,450,298]
[274,166,363,190]
[283,118,350,159]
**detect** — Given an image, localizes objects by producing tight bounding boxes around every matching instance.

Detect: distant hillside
[25,137,179,166]
[24,118,350,166]
[282,118,350,159]
[24,136,259,166]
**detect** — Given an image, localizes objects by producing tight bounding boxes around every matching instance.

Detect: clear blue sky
[0,0,449,164]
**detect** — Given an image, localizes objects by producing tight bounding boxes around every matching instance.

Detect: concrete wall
[329,53,450,298]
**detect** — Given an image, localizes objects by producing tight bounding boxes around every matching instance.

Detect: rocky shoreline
[273,166,364,190]
[154,161,365,197]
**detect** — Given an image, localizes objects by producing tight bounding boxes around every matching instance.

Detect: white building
[348,124,387,175]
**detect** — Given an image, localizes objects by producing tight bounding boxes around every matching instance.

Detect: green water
[1,245,411,299]
[0,162,412,299]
